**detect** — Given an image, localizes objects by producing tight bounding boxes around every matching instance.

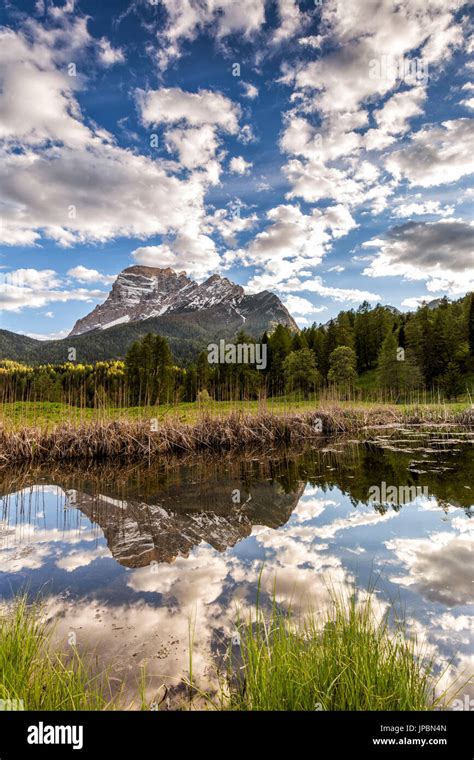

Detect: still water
[1,428,473,706]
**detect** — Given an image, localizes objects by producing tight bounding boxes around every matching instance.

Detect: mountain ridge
[69,265,298,337]
[0,266,298,365]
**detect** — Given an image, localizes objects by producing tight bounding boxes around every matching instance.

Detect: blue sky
[0,0,473,338]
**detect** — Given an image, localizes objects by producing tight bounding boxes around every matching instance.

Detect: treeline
[185,293,474,402]
[0,360,128,407]
[1,294,473,406]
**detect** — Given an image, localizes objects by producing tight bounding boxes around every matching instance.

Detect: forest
[1,293,473,407]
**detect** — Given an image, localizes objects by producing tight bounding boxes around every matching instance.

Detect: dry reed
[0,405,472,465]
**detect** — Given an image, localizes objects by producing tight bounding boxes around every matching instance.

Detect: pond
[0,427,473,707]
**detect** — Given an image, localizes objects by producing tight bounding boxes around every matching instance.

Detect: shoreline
[1,404,473,465]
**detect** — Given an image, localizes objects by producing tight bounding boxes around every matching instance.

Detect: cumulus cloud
[0,26,92,149]
[136,86,246,186]
[233,203,359,292]
[206,206,258,246]
[0,18,239,263]
[131,221,221,277]
[391,199,455,218]
[0,141,209,246]
[229,156,253,175]
[97,37,125,66]
[277,0,466,226]
[283,295,327,316]
[154,0,266,70]
[272,0,310,45]
[363,220,474,295]
[240,81,259,99]
[386,531,473,606]
[373,87,427,136]
[164,124,220,173]
[67,266,117,285]
[298,35,324,49]
[385,119,474,187]
[0,268,105,312]
[137,87,241,134]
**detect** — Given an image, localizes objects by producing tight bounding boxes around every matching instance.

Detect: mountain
[426,297,449,310]
[0,267,298,365]
[69,266,298,337]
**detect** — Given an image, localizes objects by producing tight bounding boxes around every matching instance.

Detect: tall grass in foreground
[0,593,465,712]
[0,595,115,710]
[227,594,451,711]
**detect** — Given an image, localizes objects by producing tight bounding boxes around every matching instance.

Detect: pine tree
[267,324,292,395]
[327,346,358,389]
[283,348,321,399]
[376,331,422,397]
[441,362,464,400]
[469,293,474,358]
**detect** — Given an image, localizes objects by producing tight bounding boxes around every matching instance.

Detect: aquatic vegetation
[225,592,454,712]
[0,595,116,711]
[0,404,472,464]
[2,591,462,712]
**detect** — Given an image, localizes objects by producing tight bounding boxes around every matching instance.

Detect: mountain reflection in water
[0,429,472,706]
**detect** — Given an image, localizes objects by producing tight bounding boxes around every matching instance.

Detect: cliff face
[69,265,298,337]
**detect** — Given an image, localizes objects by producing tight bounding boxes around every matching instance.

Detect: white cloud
[0,27,93,149]
[237,124,256,144]
[298,35,324,49]
[0,141,209,247]
[229,155,253,175]
[131,220,221,278]
[272,0,309,45]
[23,328,71,341]
[294,277,381,303]
[385,531,473,606]
[206,207,258,246]
[235,203,359,292]
[137,87,241,134]
[363,220,474,295]
[240,81,259,99]
[278,0,466,222]
[385,119,474,188]
[400,296,434,309]
[155,0,266,70]
[56,546,110,571]
[136,86,246,187]
[283,295,327,316]
[391,199,455,218]
[67,266,117,285]
[0,24,223,255]
[373,87,426,136]
[97,37,125,66]
[164,124,220,173]
[0,268,105,312]
[460,96,474,110]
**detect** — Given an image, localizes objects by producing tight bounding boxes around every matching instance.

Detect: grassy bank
[224,594,445,711]
[0,397,472,429]
[1,593,457,712]
[0,595,115,710]
[0,402,472,464]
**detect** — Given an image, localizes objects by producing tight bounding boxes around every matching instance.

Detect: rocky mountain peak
[69,265,298,337]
